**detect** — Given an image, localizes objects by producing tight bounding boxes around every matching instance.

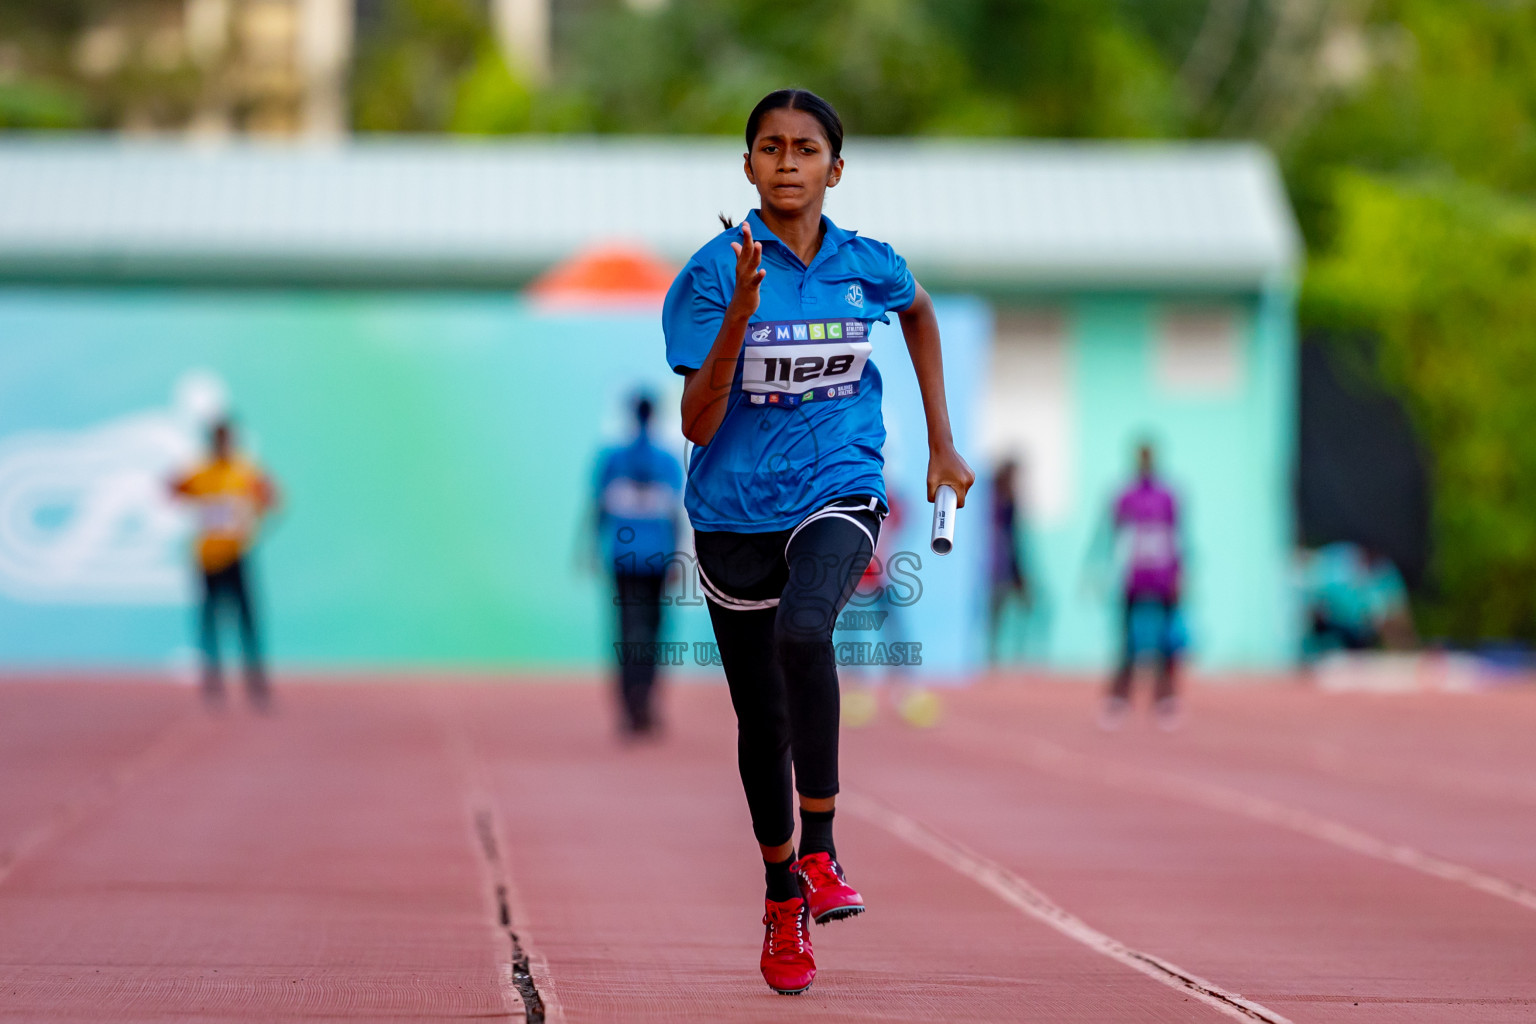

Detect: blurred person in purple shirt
[1096,441,1184,729]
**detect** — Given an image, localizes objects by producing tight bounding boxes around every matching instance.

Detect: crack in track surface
[844,792,1293,1024]
[437,699,558,1024]
[476,810,546,1024]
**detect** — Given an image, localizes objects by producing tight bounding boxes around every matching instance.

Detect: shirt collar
[744,209,857,269]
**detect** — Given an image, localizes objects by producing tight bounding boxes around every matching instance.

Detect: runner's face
[744,108,842,217]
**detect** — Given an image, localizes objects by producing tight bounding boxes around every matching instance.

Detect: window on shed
[980,309,1072,526]
[1154,305,1244,398]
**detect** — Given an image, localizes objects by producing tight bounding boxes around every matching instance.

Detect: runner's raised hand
[728,221,766,317]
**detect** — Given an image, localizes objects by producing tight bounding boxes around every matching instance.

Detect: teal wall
[1001,287,1298,671]
[0,282,1295,674]
[0,287,987,675]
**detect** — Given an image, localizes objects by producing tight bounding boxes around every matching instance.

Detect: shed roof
[0,137,1300,291]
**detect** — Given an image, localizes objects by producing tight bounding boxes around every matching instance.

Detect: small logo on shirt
[751,326,771,343]
[826,387,837,398]
[768,394,780,404]
[750,394,766,405]
[775,325,792,341]
[828,323,843,339]
[809,323,826,340]
[791,323,809,341]
[846,284,864,309]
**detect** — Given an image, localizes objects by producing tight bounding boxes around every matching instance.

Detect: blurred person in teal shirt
[1302,542,1415,657]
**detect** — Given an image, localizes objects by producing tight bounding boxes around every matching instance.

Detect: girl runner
[662,88,974,995]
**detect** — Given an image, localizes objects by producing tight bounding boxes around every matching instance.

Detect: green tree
[352,0,492,131]
[1305,172,1536,641]
[9,0,1536,640]
[0,0,203,130]
[1289,1,1536,641]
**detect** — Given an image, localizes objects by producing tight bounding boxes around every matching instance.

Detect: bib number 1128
[761,353,855,384]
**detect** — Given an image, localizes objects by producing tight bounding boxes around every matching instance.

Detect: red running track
[1,676,1534,1022]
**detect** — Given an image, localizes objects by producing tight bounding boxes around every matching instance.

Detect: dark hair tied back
[720,89,844,231]
[746,88,844,159]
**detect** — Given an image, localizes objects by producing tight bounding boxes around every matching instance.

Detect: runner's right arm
[1081,501,1119,597]
[679,223,764,446]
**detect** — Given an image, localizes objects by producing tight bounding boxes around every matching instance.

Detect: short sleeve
[1372,563,1409,615]
[592,448,616,501]
[663,449,684,492]
[179,466,212,496]
[879,243,917,316]
[662,259,728,375]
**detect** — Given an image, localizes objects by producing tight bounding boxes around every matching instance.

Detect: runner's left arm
[255,472,280,515]
[897,283,975,507]
[576,453,609,575]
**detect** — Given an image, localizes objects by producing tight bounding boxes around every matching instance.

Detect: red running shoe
[760,897,815,995]
[792,851,866,924]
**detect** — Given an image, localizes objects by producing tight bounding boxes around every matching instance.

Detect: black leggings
[694,496,883,848]
[1111,592,1178,703]
[613,572,665,732]
[199,557,268,702]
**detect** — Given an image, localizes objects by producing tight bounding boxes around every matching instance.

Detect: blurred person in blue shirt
[1302,541,1415,657]
[593,393,684,737]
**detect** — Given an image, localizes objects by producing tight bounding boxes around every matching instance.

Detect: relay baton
[931,484,958,555]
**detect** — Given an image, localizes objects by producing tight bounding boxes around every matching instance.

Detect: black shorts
[693,495,887,612]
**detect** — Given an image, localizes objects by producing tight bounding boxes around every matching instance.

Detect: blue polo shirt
[594,434,684,574]
[662,210,916,532]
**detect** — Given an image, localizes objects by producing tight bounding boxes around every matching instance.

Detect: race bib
[741,318,871,409]
[1127,522,1177,571]
[199,496,252,536]
[601,478,677,520]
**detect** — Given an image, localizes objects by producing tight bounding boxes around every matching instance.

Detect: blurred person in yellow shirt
[169,419,279,710]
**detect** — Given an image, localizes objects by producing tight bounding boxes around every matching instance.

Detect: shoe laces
[796,854,842,893]
[763,901,806,956]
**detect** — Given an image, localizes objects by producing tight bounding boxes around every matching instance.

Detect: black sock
[765,852,800,902]
[799,807,836,860]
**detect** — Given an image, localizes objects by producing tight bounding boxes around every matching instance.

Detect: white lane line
[843,792,1294,1024]
[0,713,206,888]
[1021,739,1536,916]
[1301,741,1536,810]
[1181,728,1536,812]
